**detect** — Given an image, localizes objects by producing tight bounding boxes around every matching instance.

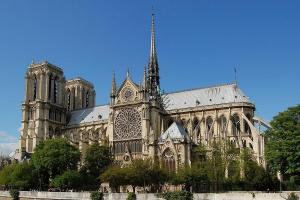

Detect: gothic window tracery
[48,74,52,101]
[219,115,227,138]
[206,117,214,140]
[86,91,89,108]
[82,88,85,108]
[33,76,37,101]
[193,117,201,143]
[162,148,176,172]
[114,108,142,140]
[244,114,252,135]
[121,87,134,102]
[54,77,59,103]
[232,114,241,136]
[67,89,71,111]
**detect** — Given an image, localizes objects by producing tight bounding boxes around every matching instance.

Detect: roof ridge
[164,82,236,95]
[70,104,109,113]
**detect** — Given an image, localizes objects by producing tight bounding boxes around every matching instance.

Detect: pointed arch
[162,148,176,172]
[244,113,252,135]
[193,117,201,143]
[219,115,227,138]
[206,116,214,141]
[48,74,53,101]
[231,114,241,136]
[33,75,38,101]
[86,90,90,108]
[67,88,71,111]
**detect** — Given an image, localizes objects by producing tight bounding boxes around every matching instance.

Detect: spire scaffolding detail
[148,13,160,98]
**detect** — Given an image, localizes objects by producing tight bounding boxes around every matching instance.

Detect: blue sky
[0,0,299,152]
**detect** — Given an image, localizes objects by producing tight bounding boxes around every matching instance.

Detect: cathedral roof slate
[160,122,190,142]
[68,83,251,125]
[68,105,109,126]
[163,83,252,111]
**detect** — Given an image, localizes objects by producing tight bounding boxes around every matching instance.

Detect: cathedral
[18,14,268,170]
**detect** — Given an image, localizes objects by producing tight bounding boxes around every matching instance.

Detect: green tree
[0,164,15,189]
[101,166,127,192]
[10,162,37,190]
[171,163,209,192]
[82,144,112,186]
[265,104,300,180]
[31,138,81,183]
[50,170,81,191]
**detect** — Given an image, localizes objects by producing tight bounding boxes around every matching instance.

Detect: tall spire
[111,71,116,96]
[143,65,148,90]
[148,12,160,98]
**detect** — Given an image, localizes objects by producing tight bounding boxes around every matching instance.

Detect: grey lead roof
[160,122,191,142]
[68,83,251,125]
[163,83,251,111]
[68,105,109,126]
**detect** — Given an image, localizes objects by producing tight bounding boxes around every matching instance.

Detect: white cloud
[0,131,18,155]
[0,143,18,156]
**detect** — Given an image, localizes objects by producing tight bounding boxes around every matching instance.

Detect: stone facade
[17,14,268,169]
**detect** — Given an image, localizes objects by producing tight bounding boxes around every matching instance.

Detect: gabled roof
[160,122,191,142]
[67,83,252,126]
[68,105,109,126]
[163,83,251,111]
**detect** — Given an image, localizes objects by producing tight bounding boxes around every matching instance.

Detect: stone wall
[0,191,299,200]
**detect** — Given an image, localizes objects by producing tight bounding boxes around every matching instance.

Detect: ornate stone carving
[114,108,142,140]
[121,87,134,102]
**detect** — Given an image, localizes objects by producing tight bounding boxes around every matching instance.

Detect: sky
[0,0,299,154]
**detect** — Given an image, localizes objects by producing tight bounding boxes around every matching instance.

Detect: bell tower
[19,61,66,159]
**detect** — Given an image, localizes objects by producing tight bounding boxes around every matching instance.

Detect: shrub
[288,193,299,200]
[90,191,103,200]
[50,170,81,191]
[127,192,136,200]
[9,189,19,200]
[160,191,193,200]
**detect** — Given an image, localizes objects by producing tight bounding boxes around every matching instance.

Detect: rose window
[114,108,142,140]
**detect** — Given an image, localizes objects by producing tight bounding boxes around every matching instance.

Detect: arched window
[48,74,52,101]
[162,148,176,172]
[219,115,227,138]
[54,127,60,137]
[67,89,71,111]
[244,114,252,135]
[72,88,76,110]
[86,91,89,108]
[54,77,58,103]
[232,114,241,136]
[82,88,85,108]
[33,76,37,101]
[206,117,214,140]
[49,126,54,139]
[29,107,34,120]
[193,117,201,143]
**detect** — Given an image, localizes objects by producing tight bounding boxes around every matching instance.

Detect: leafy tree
[31,138,81,181]
[101,160,168,192]
[171,163,209,192]
[50,170,81,191]
[0,164,14,189]
[10,162,37,190]
[101,166,127,192]
[82,144,112,186]
[265,104,300,180]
